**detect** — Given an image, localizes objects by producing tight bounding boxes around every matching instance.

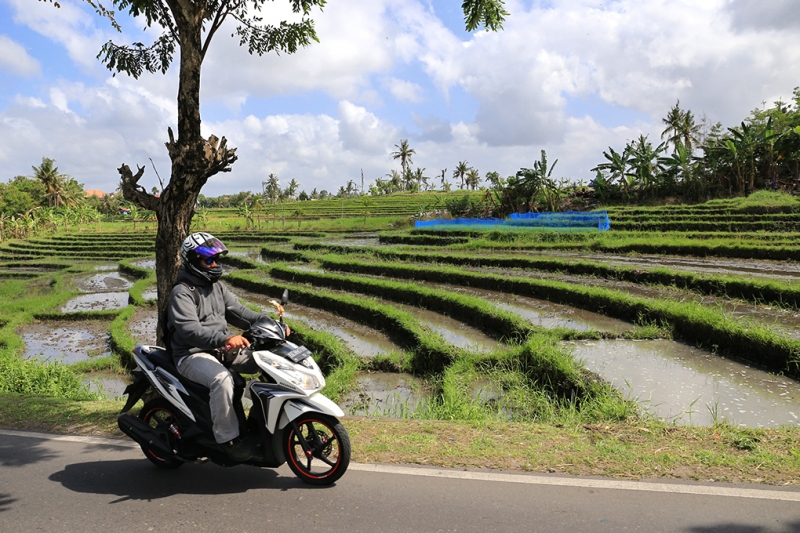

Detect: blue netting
[415,211,610,232]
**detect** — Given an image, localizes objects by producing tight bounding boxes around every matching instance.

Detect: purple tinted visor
[194,237,228,258]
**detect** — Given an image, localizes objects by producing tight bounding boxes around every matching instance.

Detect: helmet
[180,232,228,283]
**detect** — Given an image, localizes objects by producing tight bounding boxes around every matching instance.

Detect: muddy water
[459,264,800,338]
[386,301,502,352]
[228,287,403,357]
[20,321,112,363]
[425,282,631,333]
[228,249,267,263]
[131,259,155,270]
[82,371,131,399]
[542,251,800,281]
[566,339,800,428]
[76,271,134,292]
[61,292,129,312]
[128,307,158,345]
[339,371,429,417]
[141,288,158,301]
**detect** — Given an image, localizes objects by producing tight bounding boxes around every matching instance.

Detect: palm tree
[391,139,415,178]
[453,161,469,190]
[32,157,69,208]
[627,135,666,198]
[465,168,481,190]
[285,178,300,200]
[413,167,428,191]
[265,173,280,204]
[387,169,402,192]
[661,100,700,154]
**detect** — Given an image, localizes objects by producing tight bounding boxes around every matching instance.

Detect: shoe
[220,437,254,461]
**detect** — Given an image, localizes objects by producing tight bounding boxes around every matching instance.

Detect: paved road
[1,429,799,533]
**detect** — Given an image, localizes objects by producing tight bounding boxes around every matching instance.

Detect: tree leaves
[462,0,508,32]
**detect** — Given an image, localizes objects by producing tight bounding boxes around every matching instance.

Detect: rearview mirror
[281,289,289,306]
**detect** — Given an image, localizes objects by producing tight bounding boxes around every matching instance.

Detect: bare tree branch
[118,164,160,211]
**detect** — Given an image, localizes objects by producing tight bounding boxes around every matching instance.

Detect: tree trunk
[115,3,239,347]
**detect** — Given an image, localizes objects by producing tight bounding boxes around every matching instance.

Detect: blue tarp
[415,211,610,232]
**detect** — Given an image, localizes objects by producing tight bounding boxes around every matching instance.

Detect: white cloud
[6,0,112,74]
[5,0,800,195]
[0,35,41,77]
[383,77,424,103]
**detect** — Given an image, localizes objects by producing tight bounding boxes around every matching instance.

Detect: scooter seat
[142,346,246,401]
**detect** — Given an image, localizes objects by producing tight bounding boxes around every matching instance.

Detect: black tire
[139,399,184,469]
[284,414,350,485]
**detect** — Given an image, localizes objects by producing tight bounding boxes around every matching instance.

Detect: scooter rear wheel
[139,399,184,469]
[284,413,350,485]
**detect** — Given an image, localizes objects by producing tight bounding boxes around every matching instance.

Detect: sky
[1,0,800,197]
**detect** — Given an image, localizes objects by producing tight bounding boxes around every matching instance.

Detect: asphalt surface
[1,430,800,533]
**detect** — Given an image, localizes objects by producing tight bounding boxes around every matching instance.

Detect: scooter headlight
[256,351,324,391]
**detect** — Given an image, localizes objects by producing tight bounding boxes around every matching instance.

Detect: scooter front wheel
[284,413,350,485]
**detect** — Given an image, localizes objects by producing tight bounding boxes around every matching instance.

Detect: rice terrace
[3,189,800,484]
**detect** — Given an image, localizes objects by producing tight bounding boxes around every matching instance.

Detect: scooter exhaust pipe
[118,413,177,459]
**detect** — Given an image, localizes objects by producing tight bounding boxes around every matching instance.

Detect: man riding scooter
[167,232,278,461]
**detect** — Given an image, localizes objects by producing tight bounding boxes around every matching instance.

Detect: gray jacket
[167,268,264,361]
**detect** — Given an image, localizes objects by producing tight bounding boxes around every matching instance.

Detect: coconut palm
[661,101,700,154]
[453,161,470,190]
[265,173,280,204]
[465,168,481,190]
[391,139,415,178]
[32,157,69,208]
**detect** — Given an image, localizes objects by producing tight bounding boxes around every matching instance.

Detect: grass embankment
[226,261,631,421]
[293,242,800,310]
[298,253,800,376]
[2,391,799,485]
[398,231,800,261]
[0,274,103,400]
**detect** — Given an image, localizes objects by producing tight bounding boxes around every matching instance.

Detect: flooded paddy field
[339,371,429,417]
[82,371,131,399]
[457,264,800,338]
[380,299,502,352]
[61,292,129,312]
[19,321,112,364]
[423,282,631,333]
[127,307,158,345]
[228,248,267,263]
[540,251,800,281]
[567,339,800,428]
[228,287,403,357]
[76,271,134,292]
[130,258,155,270]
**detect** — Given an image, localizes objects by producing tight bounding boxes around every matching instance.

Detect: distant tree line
[591,89,800,203]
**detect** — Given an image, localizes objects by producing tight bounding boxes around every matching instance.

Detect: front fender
[277,394,345,430]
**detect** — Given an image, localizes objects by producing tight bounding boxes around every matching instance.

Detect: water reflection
[82,372,130,399]
[567,339,800,427]
[20,322,112,363]
[339,372,428,417]
[61,292,129,312]
[228,287,403,357]
[76,272,134,292]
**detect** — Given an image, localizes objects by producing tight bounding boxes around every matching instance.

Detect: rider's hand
[225,335,250,350]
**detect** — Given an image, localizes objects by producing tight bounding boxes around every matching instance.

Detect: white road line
[3,429,799,502]
[0,429,138,448]
[349,463,800,502]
